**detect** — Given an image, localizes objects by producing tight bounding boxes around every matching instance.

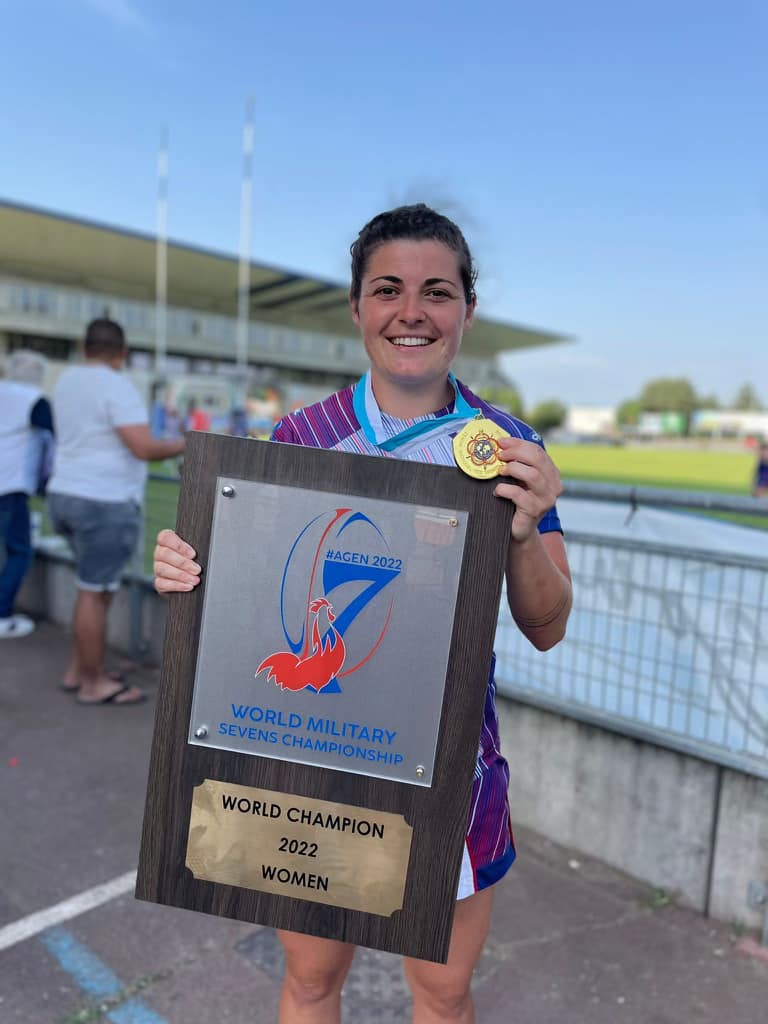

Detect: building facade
[0,202,567,426]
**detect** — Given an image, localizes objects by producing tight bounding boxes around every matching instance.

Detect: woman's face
[350,239,475,397]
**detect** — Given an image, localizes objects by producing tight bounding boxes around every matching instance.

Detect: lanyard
[353,371,477,454]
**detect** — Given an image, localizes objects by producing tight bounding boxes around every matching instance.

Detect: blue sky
[2,1,765,407]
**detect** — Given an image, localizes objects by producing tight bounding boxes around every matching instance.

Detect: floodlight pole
[235,95,255,401]
[155,127,169,377]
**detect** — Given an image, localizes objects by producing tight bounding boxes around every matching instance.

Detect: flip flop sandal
[76,683,146,706]
[59,671,125,693]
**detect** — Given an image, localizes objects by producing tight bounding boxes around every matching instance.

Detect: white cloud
[80,0,149,33]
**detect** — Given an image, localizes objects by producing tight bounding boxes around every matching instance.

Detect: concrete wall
[496,701,719,911]
[708,770,768,926]
[17,552,768,932]
[496,700,768,931]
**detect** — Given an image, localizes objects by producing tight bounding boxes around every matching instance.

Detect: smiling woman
[348,204,477,422]
[153,203,573,1023]
[351,239,475,417]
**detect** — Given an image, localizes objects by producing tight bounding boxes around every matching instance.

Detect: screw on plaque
[416,765,425,778]
[194,726,209,739]
[221,485,236,498]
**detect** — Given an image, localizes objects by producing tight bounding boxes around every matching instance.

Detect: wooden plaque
[136,432,511,963]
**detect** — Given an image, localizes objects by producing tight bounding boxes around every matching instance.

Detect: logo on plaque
[256,507,402,694]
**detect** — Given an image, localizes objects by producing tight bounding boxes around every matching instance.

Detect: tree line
[479,380,763,436]
[477,387,568,434]
[617,380,763,432]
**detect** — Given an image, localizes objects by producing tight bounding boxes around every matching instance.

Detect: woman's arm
[504,530,572,650]
[494,437,573,650]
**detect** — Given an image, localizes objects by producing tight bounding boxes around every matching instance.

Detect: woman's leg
[403,887,493,1024]
[276,930,356,1024]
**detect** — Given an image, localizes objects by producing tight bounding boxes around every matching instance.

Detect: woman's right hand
[154,528,202,594]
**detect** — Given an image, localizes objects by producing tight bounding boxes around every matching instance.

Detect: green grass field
[548,444,765,530]
[547,444,755,494]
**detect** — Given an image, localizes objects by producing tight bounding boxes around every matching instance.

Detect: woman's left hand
[494,437,563,543]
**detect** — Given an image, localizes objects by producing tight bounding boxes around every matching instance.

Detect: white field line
[0,870,137,952]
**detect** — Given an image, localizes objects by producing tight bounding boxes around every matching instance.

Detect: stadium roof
[0,200,568,358]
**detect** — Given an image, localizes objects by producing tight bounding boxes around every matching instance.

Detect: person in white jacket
[0,349,54,638]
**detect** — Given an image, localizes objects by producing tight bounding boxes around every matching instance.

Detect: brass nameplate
[186,780,413,916]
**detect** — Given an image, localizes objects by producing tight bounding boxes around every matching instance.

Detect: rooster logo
[255,507,400,695]
[256,597,346,692]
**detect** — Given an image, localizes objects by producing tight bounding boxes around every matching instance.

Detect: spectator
[228,406,249,437]
[186,400,211,432]
[164,405,183,440]
[753,442,768,498]
[47,319,185,704]
[150,398,167,438]
[0,350,54,639]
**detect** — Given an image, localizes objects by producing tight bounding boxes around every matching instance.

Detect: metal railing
[495,483,768,779]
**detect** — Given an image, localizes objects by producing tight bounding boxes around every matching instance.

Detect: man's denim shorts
[48,493,141,592]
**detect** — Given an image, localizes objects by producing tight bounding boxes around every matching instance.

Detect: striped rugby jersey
[271,377,563,896]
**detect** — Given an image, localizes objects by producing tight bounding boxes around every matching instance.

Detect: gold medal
[453,416,510,479]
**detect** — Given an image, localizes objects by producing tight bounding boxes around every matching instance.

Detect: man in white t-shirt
[48,319,186,705]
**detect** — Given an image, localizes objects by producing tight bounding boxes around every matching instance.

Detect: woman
[154,204,572,1023]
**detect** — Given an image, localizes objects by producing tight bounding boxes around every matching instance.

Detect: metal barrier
[495,483,768,780]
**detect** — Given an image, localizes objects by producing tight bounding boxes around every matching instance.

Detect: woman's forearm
[505,531,572,651]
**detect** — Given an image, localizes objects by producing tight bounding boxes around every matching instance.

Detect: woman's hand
[153,528,202,594]
[494,438,563,543]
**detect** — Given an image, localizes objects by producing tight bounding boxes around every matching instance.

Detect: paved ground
[1,621,767,1023]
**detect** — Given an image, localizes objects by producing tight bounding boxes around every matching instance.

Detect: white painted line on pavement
[0,870,137,952]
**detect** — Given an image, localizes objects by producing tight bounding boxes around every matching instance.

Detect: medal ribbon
[353,371,477,455]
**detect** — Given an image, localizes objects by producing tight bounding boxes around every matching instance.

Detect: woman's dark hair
[350,203,477,305]
[84,318,126,358]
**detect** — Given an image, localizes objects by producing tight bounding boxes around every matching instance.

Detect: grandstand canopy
[0,201,567,357]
